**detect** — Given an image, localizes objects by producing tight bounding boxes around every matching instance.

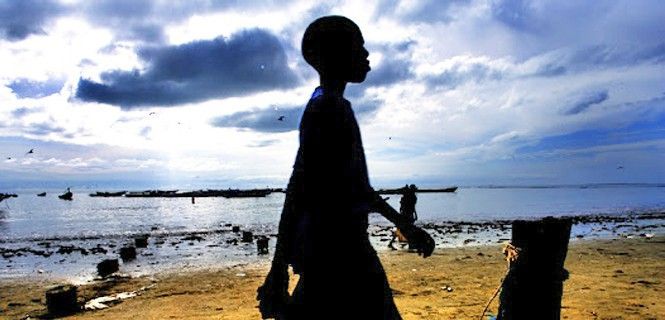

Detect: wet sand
[1,237,663,320]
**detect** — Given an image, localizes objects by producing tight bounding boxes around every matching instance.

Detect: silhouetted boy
[257,16,434,320]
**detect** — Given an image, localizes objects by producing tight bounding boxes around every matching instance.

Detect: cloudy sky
[1,0,664,189]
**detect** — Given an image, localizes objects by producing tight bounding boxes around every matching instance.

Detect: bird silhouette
[277,116,285,121]
[26,149,34,155]
[617,166,624,170]
[6,157,11,160]
[149,112,156,116]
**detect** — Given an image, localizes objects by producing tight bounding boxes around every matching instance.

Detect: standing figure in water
[389,184,418,250]
[257,15,434,320]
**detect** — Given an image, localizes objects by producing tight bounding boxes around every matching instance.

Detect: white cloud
[1,0,664,185]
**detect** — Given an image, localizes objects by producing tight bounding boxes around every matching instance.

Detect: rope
[479,242,521,320]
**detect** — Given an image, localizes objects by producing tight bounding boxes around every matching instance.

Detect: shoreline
[1,211,664,282]
[1,237,663,319]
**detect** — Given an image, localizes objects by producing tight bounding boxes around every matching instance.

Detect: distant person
[257,16,434,319]
[400,184,418,223]
[389,184,418,250]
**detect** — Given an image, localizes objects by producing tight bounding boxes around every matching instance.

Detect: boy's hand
[256,266,289,319]
[399,224,435,258]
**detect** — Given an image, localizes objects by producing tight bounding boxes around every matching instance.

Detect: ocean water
[1,185,664,280]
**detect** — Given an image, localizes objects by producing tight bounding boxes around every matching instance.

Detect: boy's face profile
[346,33,370,83]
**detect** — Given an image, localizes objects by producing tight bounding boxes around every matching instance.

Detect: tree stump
[97,259,119,277]
[257,237,269,254]
[242,231,253,243]
[135,235,149,248]
[120,246,137,261]
[46,284,79,316]
[497,217,572,320]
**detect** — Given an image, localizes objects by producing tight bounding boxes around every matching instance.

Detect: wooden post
[242,231,254,243]
[46,284,79,316]
[497,217,572,320]
[97,259,119,277]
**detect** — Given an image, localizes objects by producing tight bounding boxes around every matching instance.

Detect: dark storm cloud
[76,29,300,108]
[565,90,609,115]
[0,0,65,41]
[211,106,303,133]
[8,78,65,99]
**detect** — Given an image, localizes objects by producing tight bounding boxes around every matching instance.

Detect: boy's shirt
[283,87,375,272]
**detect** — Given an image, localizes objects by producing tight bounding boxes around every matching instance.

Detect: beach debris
[120,246,137,261]
[441,285,453,292]
[242,231,254,243]
[84,284,155,311]
[85,291,137,310]
[257,236,269,254]
[632,279,657,286]
[97,259,119,277]
[135,235,149,248]
[90,245,108,255]
[45,284,79,316]
[181,234,204,242]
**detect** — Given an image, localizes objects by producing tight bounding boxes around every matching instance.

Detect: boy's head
[302,16,370,83]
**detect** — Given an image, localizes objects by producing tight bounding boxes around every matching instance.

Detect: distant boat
[89,191,126,197]
[377,186,458,194]
[37,192,47,197]
[220,189,271,198]
[125,190,178,198]
[58,190,73,201]
[0,193,18,202]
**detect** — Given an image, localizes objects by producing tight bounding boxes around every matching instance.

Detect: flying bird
[277,116,285,121]
[26,149,34,155]
[6,157,11,160]
[617,166,624,170]
[149,112,156,116]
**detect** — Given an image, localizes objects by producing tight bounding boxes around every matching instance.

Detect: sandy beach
[1,237,663,320]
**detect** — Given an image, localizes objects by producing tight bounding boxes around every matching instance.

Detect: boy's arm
[257,185,297,318]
